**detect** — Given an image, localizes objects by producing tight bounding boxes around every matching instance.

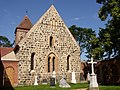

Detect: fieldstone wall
[16,5,81,85]
[15,29,29,45]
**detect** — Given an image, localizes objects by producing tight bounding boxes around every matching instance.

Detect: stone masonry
[15,5,81,85]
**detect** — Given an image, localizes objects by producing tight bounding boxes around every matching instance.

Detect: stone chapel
[13,5,81,86]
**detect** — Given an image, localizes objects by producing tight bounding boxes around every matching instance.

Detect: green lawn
[99,85,120,90]
[14,83,88,90]
[2,83,120,90]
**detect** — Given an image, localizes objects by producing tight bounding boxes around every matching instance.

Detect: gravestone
[88,57,99,90]
[71,71,76,83]
[59,78,71,88]
[87,72,90,83]
[42,79,47,85]
[52,71,56,84]
[34,75,38,85]
[50,77,55,87]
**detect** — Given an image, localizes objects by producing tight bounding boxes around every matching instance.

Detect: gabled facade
[14,5,81,85]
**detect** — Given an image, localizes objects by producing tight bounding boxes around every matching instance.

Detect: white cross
[88,57,97,75]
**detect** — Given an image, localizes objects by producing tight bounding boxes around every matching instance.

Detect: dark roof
[15,15,33,33]
[0,47,13,57]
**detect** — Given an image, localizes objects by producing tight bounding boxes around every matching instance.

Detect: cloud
[66,16,90,22]
[73,18,80,20]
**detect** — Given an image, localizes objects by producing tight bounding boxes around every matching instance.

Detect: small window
[14,45,20,54]
[48,57,50,72]
[50,36,53,47]
[20,36,23,40]
[52,57,55,71]
[31,53,35,70]
[67,55,70,71]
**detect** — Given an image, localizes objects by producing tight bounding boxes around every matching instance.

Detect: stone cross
[88,57,97,75]
[88,57,99,90]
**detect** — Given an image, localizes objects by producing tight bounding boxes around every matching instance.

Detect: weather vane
[26,9,28,15]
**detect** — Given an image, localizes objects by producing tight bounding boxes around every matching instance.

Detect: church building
[0,5,82,86]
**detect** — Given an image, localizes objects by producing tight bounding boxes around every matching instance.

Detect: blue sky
[0,0,107,60]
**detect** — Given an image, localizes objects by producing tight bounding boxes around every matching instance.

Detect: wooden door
[4,67,14,87]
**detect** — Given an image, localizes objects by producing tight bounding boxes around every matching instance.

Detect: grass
[14,83,88,90]
[99,85,120,90]
[2,83,120,90]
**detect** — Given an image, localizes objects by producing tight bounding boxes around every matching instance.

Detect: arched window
[31,53,35,70]
[48,57,50,72]
[53,57,55,71]
[50,36,53,47]
[67,55,70,71]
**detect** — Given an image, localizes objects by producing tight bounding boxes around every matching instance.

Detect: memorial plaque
[50,78,55,87]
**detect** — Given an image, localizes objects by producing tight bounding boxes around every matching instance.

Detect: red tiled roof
[0,47,13,57]
[15,15,33,33]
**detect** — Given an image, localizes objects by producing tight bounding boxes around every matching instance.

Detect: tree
[69,25,103,60]
[0,36,13,47]
[97,0,120,59]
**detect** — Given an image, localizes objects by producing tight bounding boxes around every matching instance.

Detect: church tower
[15,15,33,45]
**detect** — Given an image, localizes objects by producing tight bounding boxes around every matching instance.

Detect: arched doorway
[4,67,14,87]
[47,53,58,73]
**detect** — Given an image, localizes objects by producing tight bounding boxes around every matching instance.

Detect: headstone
[42,79,47,85]
[87,72,90,83]
[52,71,56,84]
[50,77,55,87]
[34,75,38,85]
[59,78,71,88]
[71,71,76,83]
[52,71,56,78]
[88,57,99,90]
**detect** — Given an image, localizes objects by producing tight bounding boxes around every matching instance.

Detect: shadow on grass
[1,87,15,90]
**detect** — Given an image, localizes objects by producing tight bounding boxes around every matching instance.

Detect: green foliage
[97,0,120,59]
[96,0,120,21]
[69,25,103,60]
[0,36,13,47]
